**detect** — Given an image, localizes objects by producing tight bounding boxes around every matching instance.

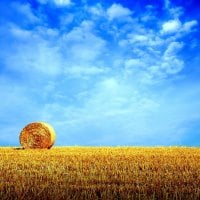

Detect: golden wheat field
[0,147,199,200]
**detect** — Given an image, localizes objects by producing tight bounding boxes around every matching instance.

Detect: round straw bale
[19,122,56,149]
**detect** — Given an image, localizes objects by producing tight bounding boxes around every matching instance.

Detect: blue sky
[0,0,200,146]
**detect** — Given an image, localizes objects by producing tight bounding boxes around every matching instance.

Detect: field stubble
[0,147,199,200]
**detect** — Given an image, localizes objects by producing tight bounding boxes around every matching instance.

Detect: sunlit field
[0,147,199,200]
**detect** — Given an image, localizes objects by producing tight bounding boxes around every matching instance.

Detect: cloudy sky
[0,0,200,146]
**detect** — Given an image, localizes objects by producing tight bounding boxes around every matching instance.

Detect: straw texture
[20,122,56,149]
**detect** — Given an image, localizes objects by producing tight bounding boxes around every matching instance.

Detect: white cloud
[87,3,105,16]
[11,2,40,23]
[164,0,183,18]
[62,20,106,63]
[41,76,200,145]
[161,19,198,35]
[60,14,74,27]
[164,0,170,9]
[169,7,184,18]
[64,65,107,78]
[107,3,132,20]
[161,19,181,34]
[122,34,185,83]
[6,20,107,78]
[4,28,63,76]
[183,20,198,32]
[125,59,145,71]
[128,34,149,43]
[77,77,154,118]
[37,0,71,6]
[164,41,184,57]
[158,42,184,75]
[89,78,159,119]
[54,0,71,6]
[10,24,33,39]
[161,58,184,74]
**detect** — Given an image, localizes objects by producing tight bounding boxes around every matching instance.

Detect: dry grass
[19,122,56,149]
[0,147,199,200]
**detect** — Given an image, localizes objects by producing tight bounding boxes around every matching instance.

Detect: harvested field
[0,147,199,200]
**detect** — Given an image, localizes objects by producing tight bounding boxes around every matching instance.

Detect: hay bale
[19,122,56,149]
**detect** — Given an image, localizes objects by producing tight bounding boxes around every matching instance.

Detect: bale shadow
[13,147,25,150]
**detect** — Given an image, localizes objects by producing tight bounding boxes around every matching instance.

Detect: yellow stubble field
[0,147,199,200]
